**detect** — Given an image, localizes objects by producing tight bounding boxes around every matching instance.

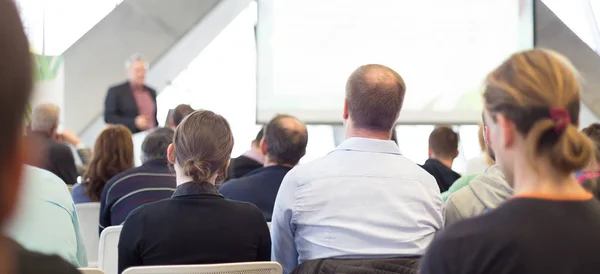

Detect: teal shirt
[5,165,88,267]
[442,174,478,201]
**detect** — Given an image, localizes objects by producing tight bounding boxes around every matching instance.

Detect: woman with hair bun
[421,49,600,274]
[118,110,270,274]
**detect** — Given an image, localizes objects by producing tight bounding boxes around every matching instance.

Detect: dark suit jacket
[104,81,158,133]
[27,132,78,185]
[227,155,263,180]
[118,182,271,274]
[220,165,292,221]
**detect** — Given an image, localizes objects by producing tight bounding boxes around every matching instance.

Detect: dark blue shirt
[219,165,292,221]
[99,159,176,234]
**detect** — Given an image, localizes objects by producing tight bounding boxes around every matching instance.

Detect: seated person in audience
[6,166,87,267]
[99,127,176,234]
[220,114,308,221]
[118,110,270,274]
[463,124,493,174]
[56,129,93,175]
[442,124,497,201]
[420,126,461,192]
[271,64,443,274]
[0,3,80,273]
[444,113,511,226]
[27,104,79,185]
[168,104,194,129]
[72,125,134,203]
[579,123,600,198]
[227,128,265,180]
[421,49,600,274]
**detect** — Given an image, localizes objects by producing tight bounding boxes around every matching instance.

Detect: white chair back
[79,268,105,274]
[75,202,101,267]
[122,262,282,274]
[98,225,123,274]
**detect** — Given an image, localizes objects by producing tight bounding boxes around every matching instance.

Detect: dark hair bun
[183,158,212,182]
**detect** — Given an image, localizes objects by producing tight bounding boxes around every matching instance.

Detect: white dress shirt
[271,137,444,274]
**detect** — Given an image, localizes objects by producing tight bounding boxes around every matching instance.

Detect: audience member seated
[442,121,500,200]
[72,125,134,203]
[118,110,270,274]
[580,123,600,198]
[56,129,93,175]
[227,128,265,180]
[27,104,78,185]
[420,126,461,192]
[99,127,176,234]
[0,2,80,273]
[463,124,493,174]
[271,64,443,274]
[168,104,194,129]
[220,114,308,221]
[421,49,600,274]
[444,114,511,226]
[6,165,87,267]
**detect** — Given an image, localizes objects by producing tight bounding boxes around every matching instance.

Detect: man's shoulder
[108,81,130,91]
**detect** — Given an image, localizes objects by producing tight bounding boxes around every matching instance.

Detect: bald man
[220,114,308,222]
[270,64,443,274]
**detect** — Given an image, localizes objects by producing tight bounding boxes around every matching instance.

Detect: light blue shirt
[5,165,88,267]
[271,138,443,274]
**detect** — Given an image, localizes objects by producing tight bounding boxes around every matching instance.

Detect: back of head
[84,125,134,201]
[142,127,174,163]
[345,64,406,132]
[484,49,593,175]
[172,110,234,183]
[581,123,600,168]
[0,0,34,226]
[30,104,59,134]
[172,104,194,128]
[252,128,265,148]
[429,126,459,160]
[264,115,308,166]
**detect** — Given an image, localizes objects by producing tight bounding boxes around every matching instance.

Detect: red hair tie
[549,107,571,133]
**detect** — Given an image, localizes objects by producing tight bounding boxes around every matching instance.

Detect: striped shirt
[99,159,176,234]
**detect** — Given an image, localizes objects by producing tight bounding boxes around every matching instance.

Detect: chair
[75,202,101,267]
[98,225,123,274]
[79,268,105,274]
[122,262,282,274]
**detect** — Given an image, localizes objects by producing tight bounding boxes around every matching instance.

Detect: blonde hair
[484,49,594,174]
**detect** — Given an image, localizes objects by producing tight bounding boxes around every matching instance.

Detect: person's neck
[345,125,391,140]
[264,159,295,168]
[174,164,216,186]
[432,157,453,169]
[512,157,589,197]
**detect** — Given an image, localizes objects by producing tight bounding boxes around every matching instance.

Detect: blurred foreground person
[421,49,600,274]
[0,1,79,273]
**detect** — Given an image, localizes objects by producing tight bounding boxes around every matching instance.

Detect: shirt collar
[242,149,265,164]
[333,137,401,155]
[172,182,224,198]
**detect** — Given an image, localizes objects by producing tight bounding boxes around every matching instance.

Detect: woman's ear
[167,143,175,164]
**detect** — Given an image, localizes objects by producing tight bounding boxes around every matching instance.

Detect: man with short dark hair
[99,127,176,234]
[168,104,194,128]
[421,126,461,192]
[220,115,308,221]
[271,64,443,274]
[227,128,265,179]
[0,1,80,273]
